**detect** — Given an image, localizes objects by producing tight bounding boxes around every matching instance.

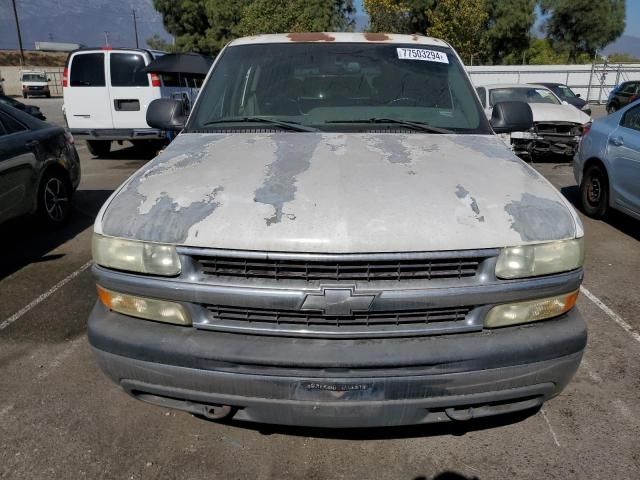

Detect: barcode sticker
[397,48,449,64]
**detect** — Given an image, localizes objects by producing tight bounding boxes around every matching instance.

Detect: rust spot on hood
[364,32,390,42]
[287,32,335,42]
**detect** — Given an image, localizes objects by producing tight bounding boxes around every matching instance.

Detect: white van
[63,48,194,156]
[20,70,51,98]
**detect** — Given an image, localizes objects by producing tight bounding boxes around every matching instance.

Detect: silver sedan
[574,101,640,220]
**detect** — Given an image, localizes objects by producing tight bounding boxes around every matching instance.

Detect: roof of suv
[229,32,449,48]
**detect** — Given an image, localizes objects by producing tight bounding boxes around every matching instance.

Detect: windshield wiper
[325,118,455,134]
[203,116,318,132]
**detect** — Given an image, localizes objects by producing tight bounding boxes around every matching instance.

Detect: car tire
[23,93,27,98]
[86,140,111,157]
[46,92,51,98]
[607,103,618,114]
[37,170,71,225]
[580,164,609,219]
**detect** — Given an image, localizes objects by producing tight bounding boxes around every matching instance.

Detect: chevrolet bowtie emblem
[300,288,376,316]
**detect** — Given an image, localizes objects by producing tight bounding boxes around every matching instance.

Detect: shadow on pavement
[209,407,540,441]
[415,474,480,480]
[0,189,113,281]
[561,185,640,242]
[88,144,163,162]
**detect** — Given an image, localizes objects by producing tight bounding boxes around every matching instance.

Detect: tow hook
[202,404,233,420]
[445,406,475,421]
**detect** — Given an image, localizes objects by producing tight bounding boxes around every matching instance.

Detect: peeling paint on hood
[95,132,580,253]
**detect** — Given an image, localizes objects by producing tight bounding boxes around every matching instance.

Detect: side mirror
[576,93,581,98]
[490,101,533,134]
[146,98,187,131]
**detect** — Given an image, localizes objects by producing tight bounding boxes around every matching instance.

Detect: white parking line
[540,408,561,447]
[0,261,92,331]
[580,286,640,345]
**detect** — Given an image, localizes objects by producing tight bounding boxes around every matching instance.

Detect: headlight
[97,285,190,325]
[92,233,181,276]
[485,290,579,328]
[495,238,584,279]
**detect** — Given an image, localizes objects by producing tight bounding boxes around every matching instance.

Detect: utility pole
[132,9,139,48]
[10,0,25,66]
[104,31,110,47]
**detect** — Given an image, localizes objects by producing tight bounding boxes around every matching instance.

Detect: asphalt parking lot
[1,98,639,480]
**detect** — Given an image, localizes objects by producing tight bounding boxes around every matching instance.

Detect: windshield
[490,87,560,106]
[22,74,47,82]
[188,43,489,134]
[557,85,576,98]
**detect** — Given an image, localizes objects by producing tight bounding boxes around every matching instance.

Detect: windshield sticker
[397,48,449,64]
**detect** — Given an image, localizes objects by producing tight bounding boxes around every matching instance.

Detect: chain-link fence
[467,63,640,104]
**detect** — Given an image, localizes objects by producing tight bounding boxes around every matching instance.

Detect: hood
[528,103,591,124]
[96,133,580,253]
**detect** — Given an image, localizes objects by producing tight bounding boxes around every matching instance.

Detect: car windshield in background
[189,43,489,134]
[490,87,560,106]
[22,74,47,82]
[557,85,576,98]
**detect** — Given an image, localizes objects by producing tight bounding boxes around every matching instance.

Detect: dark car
[607,81,640,114]
[0,103,80,225]
[0,94,46,121]
[538,82,591,115]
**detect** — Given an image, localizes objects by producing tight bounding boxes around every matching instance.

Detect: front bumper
[69,128,165,141]
[89,303,586,428]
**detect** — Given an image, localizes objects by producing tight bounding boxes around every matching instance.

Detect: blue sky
[353,0,640,37]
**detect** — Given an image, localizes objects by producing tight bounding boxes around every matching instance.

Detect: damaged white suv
[88,33,586,428]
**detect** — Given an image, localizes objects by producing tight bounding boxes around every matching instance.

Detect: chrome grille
[202,304,476,338]
[194,256,484,282]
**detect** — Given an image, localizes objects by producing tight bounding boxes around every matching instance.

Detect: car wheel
[580,164,609,219]
[23,93,28,98]
[38,171,71,225]
[86,140,111,157]
[46,92,51,98]
[607,103,618,114]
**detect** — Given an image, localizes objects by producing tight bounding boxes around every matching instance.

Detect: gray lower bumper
[69,128,165,141]
[95,348,581,428]
[89,304,586,428]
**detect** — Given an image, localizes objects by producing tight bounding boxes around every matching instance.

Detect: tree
[153,0,355,55]
[605,52,640,63]
[427,0,488,65]
[152,0,252,55]
[485,0,536,65]
[238,0,355,35]
[364,0,410,33]
[146,34,176,52]
[541,0,625,63]
[363,0,436,33]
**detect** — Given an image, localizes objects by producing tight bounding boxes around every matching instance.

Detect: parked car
[606,81,640,114]
[0,73,5,96]
[537,82,591,115]
[476,84,591,157]
[63,48,193,157]
[0,94,46,120]
[88,33,586,429]
[574,100,640,220]
[20,70,51,98]
[0,103,80,225]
